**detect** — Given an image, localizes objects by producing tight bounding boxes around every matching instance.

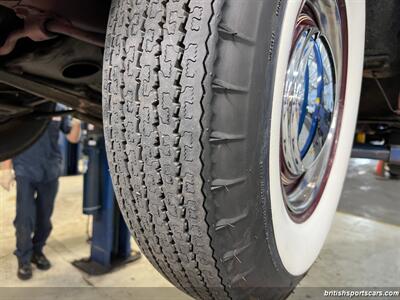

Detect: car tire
[102,0,365,299]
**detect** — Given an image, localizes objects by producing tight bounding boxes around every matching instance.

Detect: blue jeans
[14,177,59,264]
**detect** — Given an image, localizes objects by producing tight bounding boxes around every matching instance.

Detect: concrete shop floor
[0,159,399,300]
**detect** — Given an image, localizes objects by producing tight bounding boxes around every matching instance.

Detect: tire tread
[104,0,228,298]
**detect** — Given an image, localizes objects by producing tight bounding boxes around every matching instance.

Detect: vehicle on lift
[0,0,399,299]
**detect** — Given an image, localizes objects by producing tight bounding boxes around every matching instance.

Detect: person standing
[0,114,81,280]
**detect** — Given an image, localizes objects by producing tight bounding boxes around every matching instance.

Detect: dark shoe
[31,252,51,270]
[17,262,32,280]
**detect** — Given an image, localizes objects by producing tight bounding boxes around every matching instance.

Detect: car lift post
[58,134,80,176]
[72,130,140,275]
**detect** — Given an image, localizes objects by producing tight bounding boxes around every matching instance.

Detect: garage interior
[0,1,400,299]
[1,157,399,299]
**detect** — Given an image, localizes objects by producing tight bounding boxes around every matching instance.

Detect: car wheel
[103,0,365,298]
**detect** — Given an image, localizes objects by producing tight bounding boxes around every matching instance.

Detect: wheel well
[364,0,400,78]
[359,0,400,136]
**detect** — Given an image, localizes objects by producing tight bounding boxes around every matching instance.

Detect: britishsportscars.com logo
[324,289,400,298]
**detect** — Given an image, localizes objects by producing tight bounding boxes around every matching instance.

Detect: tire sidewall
[265,0,366,276]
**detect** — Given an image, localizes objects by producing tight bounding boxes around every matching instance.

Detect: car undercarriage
[0,0,398,162]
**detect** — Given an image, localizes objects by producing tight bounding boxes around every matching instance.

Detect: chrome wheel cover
[280,1,347,219]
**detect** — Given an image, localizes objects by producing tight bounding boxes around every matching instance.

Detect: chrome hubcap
[282,29,335,178]
[280,2,347,218]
